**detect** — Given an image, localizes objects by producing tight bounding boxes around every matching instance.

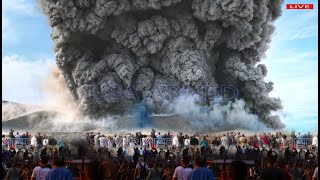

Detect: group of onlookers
[1,129,318,180]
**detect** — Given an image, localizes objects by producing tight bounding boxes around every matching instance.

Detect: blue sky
[2,0,318,133]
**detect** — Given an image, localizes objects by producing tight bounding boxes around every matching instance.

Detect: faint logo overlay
[88,83,239,104]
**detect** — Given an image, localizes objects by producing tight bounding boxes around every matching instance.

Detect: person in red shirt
[262,134,269,147]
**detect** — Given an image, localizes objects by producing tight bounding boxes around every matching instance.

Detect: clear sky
[2,0,318,133]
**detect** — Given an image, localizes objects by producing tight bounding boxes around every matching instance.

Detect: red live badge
[286,4,314,9]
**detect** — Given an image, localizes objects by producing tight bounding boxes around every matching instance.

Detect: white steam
[172,94,269,132]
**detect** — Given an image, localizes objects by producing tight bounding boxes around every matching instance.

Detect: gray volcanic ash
[38,0,284,129]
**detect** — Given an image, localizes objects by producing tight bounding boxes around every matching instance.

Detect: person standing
[147,162,163,180]
[99,154,118,179]
[31,157,51,180]
[173,156,193,180]
[43,136,49,148]
[31,135,38,148]
[187,156,214,180]
[200,137,209,149]
[134,156,149,180]
[142,135,147,149]
[173,135,179,148]
[5,163,21,180]
[45,157,72,180]
[260,155,285,180]
[312,135,318,148]
[15,132,22,148]
[221,134,229,148]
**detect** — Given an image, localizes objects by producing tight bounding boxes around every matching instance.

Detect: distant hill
[2,100,43,121]
[2,100,58,132]
[2,110,58,130]
[1,101,100,132]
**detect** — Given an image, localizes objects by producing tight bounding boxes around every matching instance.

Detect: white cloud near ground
[2,55,55,105]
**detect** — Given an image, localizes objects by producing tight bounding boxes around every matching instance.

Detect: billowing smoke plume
[38,0,284,129]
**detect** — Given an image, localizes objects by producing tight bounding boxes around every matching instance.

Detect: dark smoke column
[38,0,284,128]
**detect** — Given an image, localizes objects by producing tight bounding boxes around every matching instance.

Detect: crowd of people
[1,129,318,180]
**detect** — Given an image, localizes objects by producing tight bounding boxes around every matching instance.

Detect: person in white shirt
[15,132,21,139]
[31,136,38,148]
[173,135,179,148]
[42,137,49,147]
[31,157,51,180]
[221,134,229,148]
[184,137,190,147]
[312,135,318,148]
[173,156,193,180]
[139,148,144,156]
[156,132,162,138]
[123,137,128,149]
